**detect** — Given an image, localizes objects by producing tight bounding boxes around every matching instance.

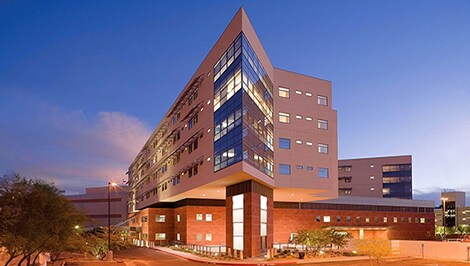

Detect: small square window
[370,176,375,179]
[420,218,425,223]
[318,143,328,154]
[318,119,328,130]
[279,164,291,175]
[346,216,351,222]
[323,216,331,223]
[156,215,165,223]
[336,216,341,222]
[279,112,290,123]
[279,138,291,149]
[196,234,203,241]
[383,217,388,223]
[316,216,321,222]
[295,90,302,95]
[365,217,370,223]
[393,217,398,223]
[317,95,328,106]
[296,165,303,170]
[370,187,375,191]
[306,166,313,170]
[196,214,203,221]
[156,233,166,240]
[370,164,375,168]
[206,234,212,241]
[279,87,290,98]
[206,214,212,221]
[318,167,329,178]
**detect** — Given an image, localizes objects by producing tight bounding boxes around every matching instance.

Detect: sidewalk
[154,246,371,265]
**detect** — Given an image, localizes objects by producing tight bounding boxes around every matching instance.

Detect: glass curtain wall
[213,33,274,177]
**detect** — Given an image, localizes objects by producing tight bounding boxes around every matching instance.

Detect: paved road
[115,247,206,266]
[114,247,470,266]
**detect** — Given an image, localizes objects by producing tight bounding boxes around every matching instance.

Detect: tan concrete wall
[392,240,470,261]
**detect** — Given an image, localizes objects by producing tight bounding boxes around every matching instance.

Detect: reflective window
[296,165,303,170]
[279,138,290,149]
[318,119,328,130]
[318,167,329,178]
[318,143,328,154]
[279,164,291,175]
[306,166,313,170]
[317,95,328,106]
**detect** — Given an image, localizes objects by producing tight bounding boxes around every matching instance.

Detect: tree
[290,229,351,253]
[0,173,86,266]
[357,239,391,266]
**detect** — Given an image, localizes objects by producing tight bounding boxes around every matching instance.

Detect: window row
[279,164,329,178]
[278,87,328,105]
[314,215,428,224]
[279,138,329,153]
[279,113,328,129]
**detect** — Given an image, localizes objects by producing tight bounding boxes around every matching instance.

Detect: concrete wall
[392,240,470,261]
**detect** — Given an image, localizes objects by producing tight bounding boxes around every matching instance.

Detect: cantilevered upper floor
[127,8,338,212]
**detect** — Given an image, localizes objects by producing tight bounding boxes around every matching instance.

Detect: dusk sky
[1,1,469,204]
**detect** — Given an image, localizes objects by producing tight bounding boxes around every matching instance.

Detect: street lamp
[441,197,448,239]
[108,182,118,260]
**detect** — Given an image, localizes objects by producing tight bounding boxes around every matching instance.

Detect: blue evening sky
[1,1,469,204]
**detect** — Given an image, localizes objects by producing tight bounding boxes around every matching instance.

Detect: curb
[154,247,298,265]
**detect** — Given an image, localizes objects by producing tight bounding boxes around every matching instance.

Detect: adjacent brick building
[338,155,412,199]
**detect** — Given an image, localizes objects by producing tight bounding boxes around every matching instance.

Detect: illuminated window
[305,92,312,97]
[279,112,290,123]
[296,140,303,145]
[156,233,166,240]
[295,114,303,119]
[206,214,212,222]
[295,90,302,95]
[206,234,212,241]
[393,217,398,223]
[370,187,375,191]
[156,215,165,223]
[420,218,425,223]
[305,116,313,121]
[306,141,313,146]
[177,214,180,222]
[317,95,328,106]
[196,214,203,221]
[383,217,388,223]
[278,87,290,98]
[365,217,370,223]
[176,233,181,241]
[323,216,331,223]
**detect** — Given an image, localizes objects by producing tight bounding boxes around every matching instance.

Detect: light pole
[108,182,117,260]
[441,197,448,239]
